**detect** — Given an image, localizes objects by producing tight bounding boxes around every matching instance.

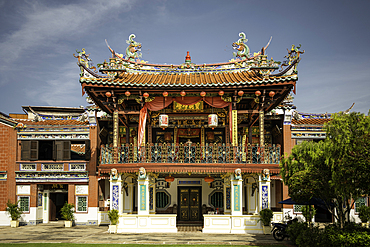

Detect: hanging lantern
[143,92,149,98]
[125,91,131,98]
[200,91,206,97]
[255,90,261,97]
[218,90,224,96]
[165,175,175,183]
[269,91,275,98]
[159,114,169,129]
[204,176,214,183]
[180,90,186,97]
[208,113,218,129]
[105,91,112,97]
[238,90,244,97]
[163,91,169,97]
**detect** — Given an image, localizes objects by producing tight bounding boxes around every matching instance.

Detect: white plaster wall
[350,209,361,223]
[75,207,98,224]
[19,207,37,223]
[0,211,10,226]
[271,180,276,207]
[202,180,214,207]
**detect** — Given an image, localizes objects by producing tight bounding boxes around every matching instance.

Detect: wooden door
[179,187,201,221]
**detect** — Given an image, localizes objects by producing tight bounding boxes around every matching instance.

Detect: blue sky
[0,0,369,115]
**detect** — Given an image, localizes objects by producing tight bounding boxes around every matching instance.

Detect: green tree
[281,111,370,228]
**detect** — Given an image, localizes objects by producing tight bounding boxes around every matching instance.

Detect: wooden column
[232,110,238,146]
[259,110,264,146]
[113,110,119,163]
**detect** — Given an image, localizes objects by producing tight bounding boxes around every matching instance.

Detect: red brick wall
[0,123,17,210]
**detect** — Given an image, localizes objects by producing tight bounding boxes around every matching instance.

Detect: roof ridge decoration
[76,33,304,82]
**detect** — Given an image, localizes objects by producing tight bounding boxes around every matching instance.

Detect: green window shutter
[30,141,38,161]
[21,141,31,161]
[55,141,63,161]
[62,141,71,160]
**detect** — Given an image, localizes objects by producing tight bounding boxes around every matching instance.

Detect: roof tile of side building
[291,118,331,125]
[15,119,89,126]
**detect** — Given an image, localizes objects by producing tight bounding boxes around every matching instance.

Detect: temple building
[75,33,304,233]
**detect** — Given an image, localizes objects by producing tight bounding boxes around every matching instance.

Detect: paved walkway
[0,221,293,245]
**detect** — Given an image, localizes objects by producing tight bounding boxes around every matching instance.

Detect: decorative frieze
[15,171,88,183]
[20,164,37,171]
[69,163,86,171]
[42,164,64,171]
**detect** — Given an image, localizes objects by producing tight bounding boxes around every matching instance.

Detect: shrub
[258,208,273,226]
[60,202,75,221]
[289,223,370,247]
[6,200,22,221]
[358,206,370,223]
[287,221,307,243]
[108,209,119,225]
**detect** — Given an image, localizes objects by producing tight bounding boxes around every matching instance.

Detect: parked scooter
[271,217,298,241]
[271,222,289,241]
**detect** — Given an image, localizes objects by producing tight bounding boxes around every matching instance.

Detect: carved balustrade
[100,143,281,165]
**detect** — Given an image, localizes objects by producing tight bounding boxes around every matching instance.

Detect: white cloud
[0,0,135,63]
[26,61,85,107]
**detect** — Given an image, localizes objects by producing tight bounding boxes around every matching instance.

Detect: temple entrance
[178,187,201,224]
[49,192,68,221]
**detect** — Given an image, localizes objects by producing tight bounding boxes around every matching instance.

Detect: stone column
[231,169,243,216]
[110,169,122,212]
[137,167,149,215]
[259,169,271,210]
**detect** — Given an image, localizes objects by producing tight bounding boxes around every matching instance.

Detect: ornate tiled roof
[80,72,297,87]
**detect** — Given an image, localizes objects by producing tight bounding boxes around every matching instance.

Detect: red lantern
[218,90,224,96]
[255,90,261,97]
[105,91,111,97]
[163,91,169,97]
[204,176,214,183]
[238,90,244,97]
[180,91,186,97]
[269,91,275,98]
[200,91,206,97]
[143,92,149,98]
[165,175,175,183]
[125,91,131,97]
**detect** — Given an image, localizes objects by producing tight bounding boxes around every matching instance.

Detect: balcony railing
[100,143,281,165]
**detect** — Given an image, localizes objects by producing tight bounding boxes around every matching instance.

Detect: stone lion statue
[111,168,118,180]
[234,168,242,180]
[138,167,146,179]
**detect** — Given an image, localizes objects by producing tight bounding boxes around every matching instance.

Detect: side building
[0,106,99,226]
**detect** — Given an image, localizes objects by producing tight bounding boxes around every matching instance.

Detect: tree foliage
[280,111,370,228]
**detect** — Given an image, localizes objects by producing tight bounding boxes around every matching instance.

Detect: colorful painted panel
[226,187,231,210]
[262,185,268,209]
[149,187,153,210]
[140,185,146,211]
[233,185,241,211]
[112,185,119,210]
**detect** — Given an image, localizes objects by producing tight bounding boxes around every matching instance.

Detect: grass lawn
[0,244,287,247]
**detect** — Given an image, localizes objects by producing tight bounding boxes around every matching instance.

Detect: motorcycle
[271,218,297,241]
